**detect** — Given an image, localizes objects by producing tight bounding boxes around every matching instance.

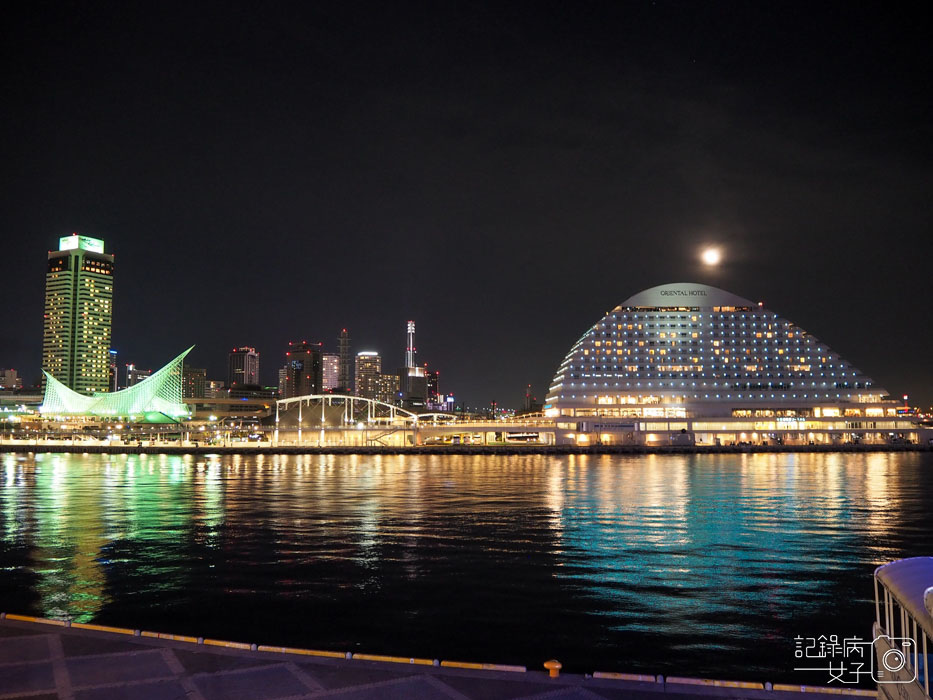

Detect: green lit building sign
[59,234,105,253]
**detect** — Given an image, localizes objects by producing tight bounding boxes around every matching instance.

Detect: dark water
[1,451,931,683]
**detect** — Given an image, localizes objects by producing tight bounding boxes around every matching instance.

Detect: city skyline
[2,3,931,407]
[2,5,931,694]
[30,238,453,406]
[8,231,932,410]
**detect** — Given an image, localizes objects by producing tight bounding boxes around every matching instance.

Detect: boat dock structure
[0,613,877,700]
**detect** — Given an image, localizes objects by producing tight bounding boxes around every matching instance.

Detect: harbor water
[1,451,930,683]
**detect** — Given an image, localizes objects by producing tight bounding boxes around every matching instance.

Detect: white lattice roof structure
[40,346,193,421]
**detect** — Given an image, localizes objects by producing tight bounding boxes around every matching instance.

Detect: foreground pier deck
[0,615,874,700]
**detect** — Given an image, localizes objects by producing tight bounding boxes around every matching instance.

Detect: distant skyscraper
[373,373,399,405]
[125,364,151,387]
[522,384,540,413]
[277,367,288,397]
[355,351,381,400]
[108,349,119,392]
[204,379,226,398]
[398,320,426,410]
[322,353,340,392]
[338,328,351,392]
[282,341,322,398]
[405,321,416,369]
[183,365,207,398]
[425,367,439,404]
[42,234,114,394]
[228,346,260,387]
[0,369,22,390]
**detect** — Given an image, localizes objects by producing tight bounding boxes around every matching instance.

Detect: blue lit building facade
[545,283,917,446]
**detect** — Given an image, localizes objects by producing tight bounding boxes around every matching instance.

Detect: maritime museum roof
[40,346,192,421]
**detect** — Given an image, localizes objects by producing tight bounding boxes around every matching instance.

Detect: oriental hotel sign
[659,289,709,297]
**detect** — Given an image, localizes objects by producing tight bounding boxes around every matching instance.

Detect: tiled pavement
[0,618,873,700]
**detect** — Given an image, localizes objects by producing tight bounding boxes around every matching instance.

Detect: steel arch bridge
[275,394,420,426]
[272,395,554,447]
[274,394,433,447]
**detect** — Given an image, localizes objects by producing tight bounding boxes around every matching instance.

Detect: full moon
[701,247,721,266]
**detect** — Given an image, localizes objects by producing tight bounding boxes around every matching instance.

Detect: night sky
[3,2,931,408]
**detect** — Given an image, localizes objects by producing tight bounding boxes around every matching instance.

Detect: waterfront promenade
[0,441,929,456]
[0,615,876,700]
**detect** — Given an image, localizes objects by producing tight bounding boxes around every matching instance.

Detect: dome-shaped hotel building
[544,283,917,446]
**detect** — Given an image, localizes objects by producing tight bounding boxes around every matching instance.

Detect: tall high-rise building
[338,328,351,392]
[277,367,288,397]
[42,234,114,394]
[0,369,22,390]
[227,346,260,387]
[373,373,400,405]
[405,321,416,369]
[281,341,322,398]
[354,351,381,400]
[125,364,151,387]
[322,353,340,392]
[425,367,439,404]
[398,320,426,410]
[108,349,119,391]
[183,365,207,398]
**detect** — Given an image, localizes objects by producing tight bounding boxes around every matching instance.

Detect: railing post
[923,633,929,695]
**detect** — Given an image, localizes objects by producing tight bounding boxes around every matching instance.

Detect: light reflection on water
[0,451,930,681]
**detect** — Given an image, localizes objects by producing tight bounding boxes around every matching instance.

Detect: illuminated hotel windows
[41,234,114,395]
[546,283,896,423]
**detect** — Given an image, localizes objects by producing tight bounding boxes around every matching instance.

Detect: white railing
[875,568,931,697]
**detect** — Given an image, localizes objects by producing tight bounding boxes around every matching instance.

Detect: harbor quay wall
[0,442,929,456]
